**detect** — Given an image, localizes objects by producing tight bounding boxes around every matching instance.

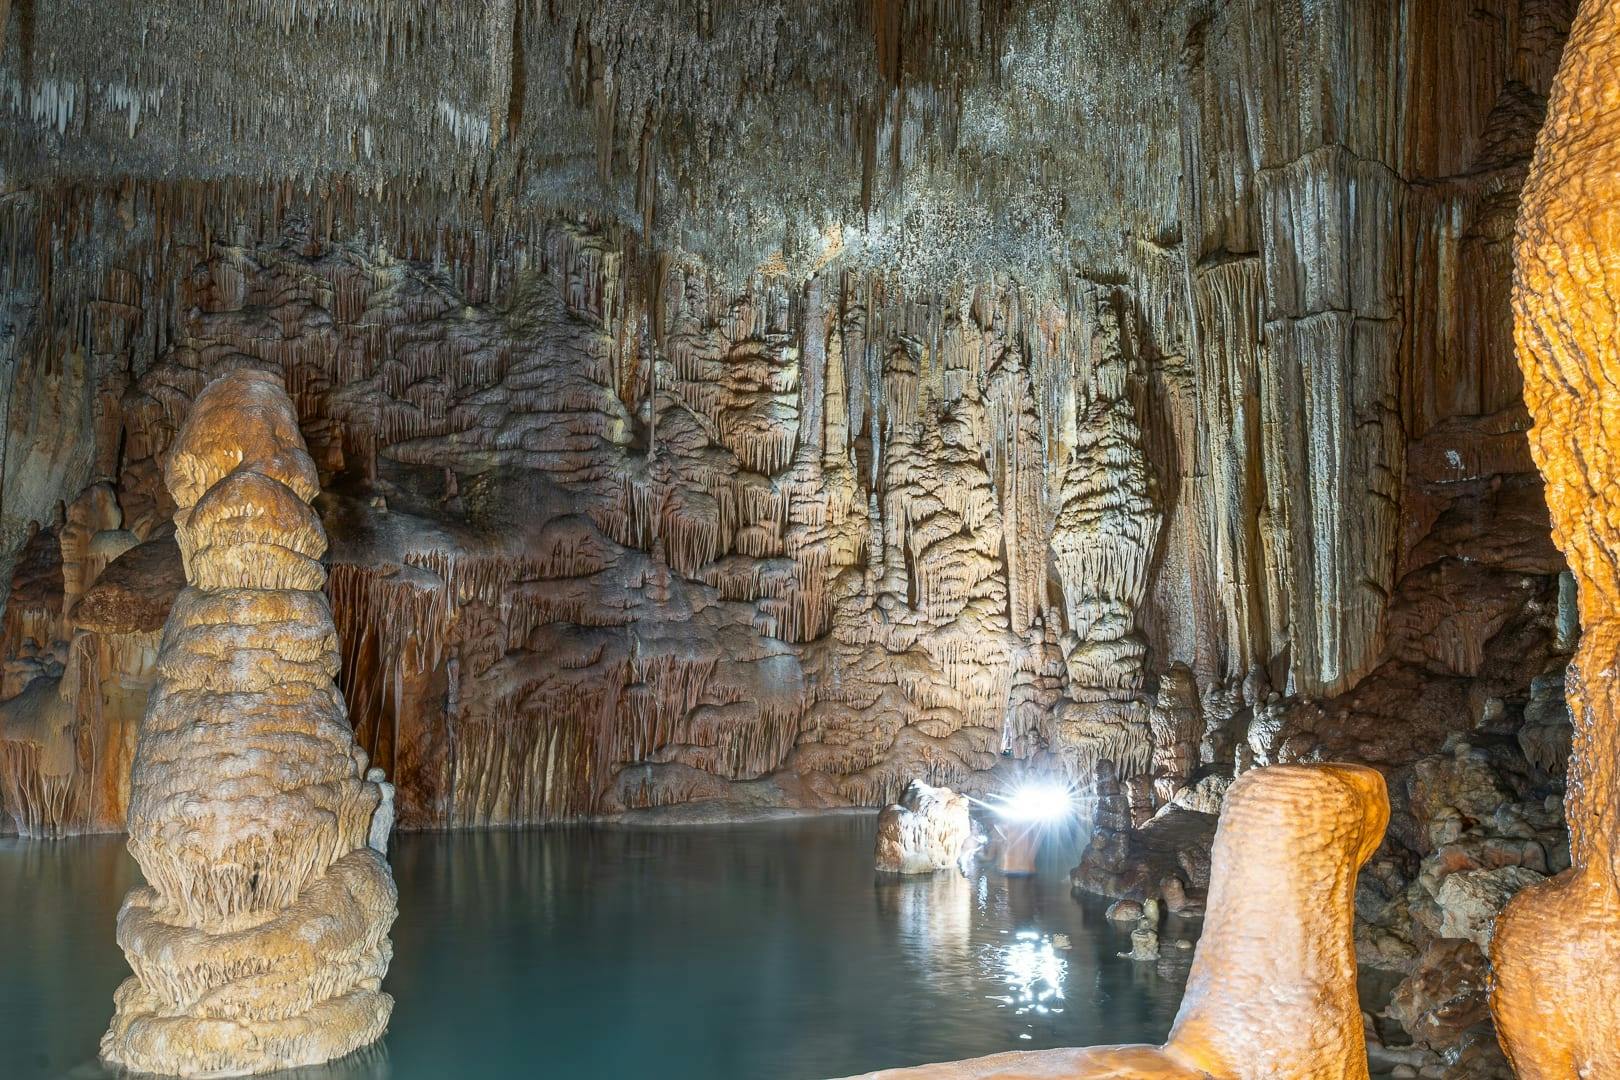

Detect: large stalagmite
[1489,2,1620,1075]
[838,762,1389,1079]
[101,369,397,1077]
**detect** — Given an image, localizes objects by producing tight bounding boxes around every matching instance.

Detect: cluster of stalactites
[102,368,397,1079]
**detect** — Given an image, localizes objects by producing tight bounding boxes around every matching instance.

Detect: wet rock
[1121,923,1159,961]
[874,780,977,874]
[1104,899,1143,923]
[1159,875,1204,917]
[1071,804,1217,902]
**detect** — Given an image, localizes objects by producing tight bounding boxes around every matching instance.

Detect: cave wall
[0,0,1579,834]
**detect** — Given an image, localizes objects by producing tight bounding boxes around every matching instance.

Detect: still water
[2,816,1195,1080]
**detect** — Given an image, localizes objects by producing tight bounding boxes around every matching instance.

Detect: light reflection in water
[993,930,1066,1019]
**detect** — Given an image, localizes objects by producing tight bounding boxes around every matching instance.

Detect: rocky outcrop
[837,762,1389,1079]
[101,370,396,1078]
[874,780,977,874]
[0,485,170,836]
[1490,2,1620,1075]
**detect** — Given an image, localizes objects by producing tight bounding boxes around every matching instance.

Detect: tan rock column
[101,369,397,1077]
[1490,4,1620,1076]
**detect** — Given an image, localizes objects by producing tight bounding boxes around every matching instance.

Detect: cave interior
[0,1,1613,1078]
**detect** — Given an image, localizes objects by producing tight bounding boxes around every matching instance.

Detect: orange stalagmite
[101,369,397,1077]
[838,762,1388,1080]
[1489,3,1620,1076]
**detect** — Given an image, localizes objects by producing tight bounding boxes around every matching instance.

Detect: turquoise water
[2,816,1195,1079]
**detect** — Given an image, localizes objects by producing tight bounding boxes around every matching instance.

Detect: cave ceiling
[1,0,1192,286]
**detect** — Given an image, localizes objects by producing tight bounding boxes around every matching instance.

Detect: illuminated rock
[837,762,1389,1079]
[1489,2,1620,1074]
[101,370,397,1078]
[875,780,976,875]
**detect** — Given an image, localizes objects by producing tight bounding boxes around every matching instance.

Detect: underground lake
[2,815,1196,1080]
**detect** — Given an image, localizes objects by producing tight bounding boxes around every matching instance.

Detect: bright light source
[988,781,1075,823]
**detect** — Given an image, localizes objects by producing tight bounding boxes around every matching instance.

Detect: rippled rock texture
[1488,1,1620,1075]
[101,370,396,1078]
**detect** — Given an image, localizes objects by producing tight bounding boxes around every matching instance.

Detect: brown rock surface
[71,533,185,634]
[1386,938,1491,1050]
[874,780,977,874]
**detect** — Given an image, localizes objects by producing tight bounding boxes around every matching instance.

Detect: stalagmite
[101,369,397,1078]
[837,763,1389,1079]
[873,780,977,874]
[1489,4,1620,1075]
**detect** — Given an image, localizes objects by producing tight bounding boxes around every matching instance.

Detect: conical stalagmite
[1489,3,1620,1075]
[102,369,397,1078]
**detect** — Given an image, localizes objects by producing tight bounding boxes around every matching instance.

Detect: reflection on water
[995,931,1066,1022]
[3,816,1193,1080]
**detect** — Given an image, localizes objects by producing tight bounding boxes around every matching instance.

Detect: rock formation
[836,762,1389,1079]
[101,369,397,1078]
[1489,2,1620,1075]
[0,484,169,835]
[1051,293,1161,701]
[874,780,977,874]
[0,2,1573,841]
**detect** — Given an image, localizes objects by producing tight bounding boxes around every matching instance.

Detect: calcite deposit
[0,3,1578,843]
[0,485,164,835]
[874,780,977,874]
[101,370,396,1077]
[1489,1,1620,1075]
[838,762,1389,1079]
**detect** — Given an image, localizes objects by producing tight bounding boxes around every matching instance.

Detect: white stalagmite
[102,368,397,1078]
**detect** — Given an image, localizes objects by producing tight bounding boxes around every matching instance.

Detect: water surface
[2,816,1196,1079]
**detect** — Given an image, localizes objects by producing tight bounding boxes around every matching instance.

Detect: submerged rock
[1104,898,1143,922]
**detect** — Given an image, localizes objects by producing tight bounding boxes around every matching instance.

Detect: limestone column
[1489,4,1620,1076]
[102,369,397,1077]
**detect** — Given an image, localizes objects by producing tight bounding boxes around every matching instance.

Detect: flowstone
[1489,2,1620,1074]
